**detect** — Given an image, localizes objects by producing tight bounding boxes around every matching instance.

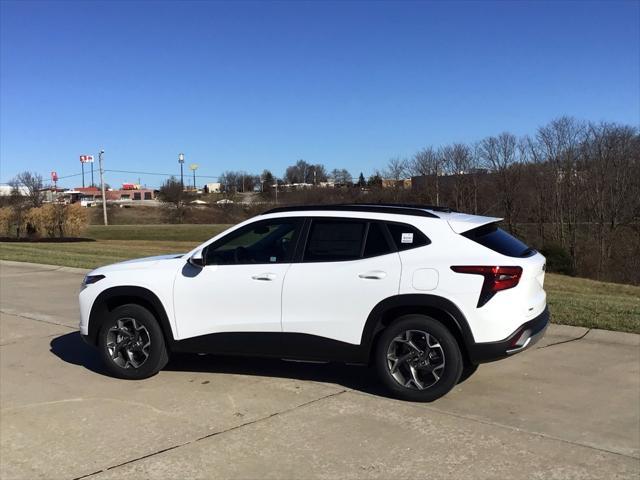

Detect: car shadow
[49,331,391,397]
[50,332,106,375]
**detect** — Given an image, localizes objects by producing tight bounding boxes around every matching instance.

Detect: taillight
[451,266,523,307]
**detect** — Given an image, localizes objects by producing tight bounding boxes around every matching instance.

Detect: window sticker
[270,256,277,262]
[401,233,414,244]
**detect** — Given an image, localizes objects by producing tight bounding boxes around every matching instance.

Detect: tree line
[213,116,639,284]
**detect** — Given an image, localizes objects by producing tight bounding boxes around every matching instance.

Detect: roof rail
[354,203,455,213]
[262,203,440,218]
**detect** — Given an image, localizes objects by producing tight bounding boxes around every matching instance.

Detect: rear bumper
[467,306,549,364]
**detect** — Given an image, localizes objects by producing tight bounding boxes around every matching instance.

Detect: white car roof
[260,204,502,234]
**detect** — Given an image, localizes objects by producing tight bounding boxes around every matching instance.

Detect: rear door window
[304,219,366,262]
[363,222,395,258]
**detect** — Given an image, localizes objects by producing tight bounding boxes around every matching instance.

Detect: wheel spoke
[390,352,413,374]
[408,365,425,390]
[386,328,446,391]
[105,317,151,370]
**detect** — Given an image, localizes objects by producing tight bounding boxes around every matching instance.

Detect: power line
[105,169,220,179]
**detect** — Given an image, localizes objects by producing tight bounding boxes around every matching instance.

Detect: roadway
[0,260,638,479]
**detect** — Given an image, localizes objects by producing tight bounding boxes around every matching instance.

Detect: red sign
[79,155,94,163]
[51,171,58,182]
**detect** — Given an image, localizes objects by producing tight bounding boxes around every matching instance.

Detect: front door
[173,218,303,339]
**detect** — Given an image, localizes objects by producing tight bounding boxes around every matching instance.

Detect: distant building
[381,178,412,189]
[0,185,28,196]
[204,182,222,193]
[63,186,156,206]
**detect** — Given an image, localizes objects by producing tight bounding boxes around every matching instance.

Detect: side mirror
[188,249,205,268]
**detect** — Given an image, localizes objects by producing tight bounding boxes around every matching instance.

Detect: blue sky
[1,0,638,188]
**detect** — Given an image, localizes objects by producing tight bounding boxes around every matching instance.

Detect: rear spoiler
[444,213,503,234]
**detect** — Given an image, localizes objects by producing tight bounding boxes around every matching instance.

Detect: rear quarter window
[386,223,430,251]
[463,223,534,257]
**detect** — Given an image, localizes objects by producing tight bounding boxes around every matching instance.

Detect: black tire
[458,362,479,384]
[98,304,169,380]
[375,314,463,402]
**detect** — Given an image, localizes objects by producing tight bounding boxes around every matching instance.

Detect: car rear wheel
[98,304,169,380]
[375,315,463,401]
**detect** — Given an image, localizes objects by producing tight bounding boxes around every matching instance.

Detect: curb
[0,259,91,275]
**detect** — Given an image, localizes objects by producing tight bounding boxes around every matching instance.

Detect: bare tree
[13,171,44,208]
[330,168,353,185]
[384,156,409,181]
[582,122,640,277]
[441,143,477,211]
[478,132,523,232]
[283,160,327,184]
[157,177,194,223]
[535,117,586,249]
[409,148,442,204]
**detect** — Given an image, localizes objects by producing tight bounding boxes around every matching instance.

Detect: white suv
[79,204,549,401]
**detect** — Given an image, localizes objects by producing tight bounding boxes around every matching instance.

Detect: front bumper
[467,306,549,364]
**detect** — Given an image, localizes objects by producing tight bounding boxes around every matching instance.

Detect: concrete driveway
[1,260,638,479]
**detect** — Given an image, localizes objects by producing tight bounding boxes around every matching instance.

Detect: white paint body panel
[173,263,291,338]
[281,252,401,345]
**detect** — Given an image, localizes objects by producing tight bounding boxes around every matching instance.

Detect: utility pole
[98,149,108,226]
[91,161,94,187]
[275,178,278,204]
[81,161,85,188]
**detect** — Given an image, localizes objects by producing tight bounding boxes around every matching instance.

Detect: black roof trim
[262,204,441,218]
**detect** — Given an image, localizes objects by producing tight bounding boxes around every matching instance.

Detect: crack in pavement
[537,328,592,349]
[0,266,66,277]
[72,388,349,480]
[0,309,76,330]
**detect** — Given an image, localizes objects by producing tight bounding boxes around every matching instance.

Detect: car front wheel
[375,315,463,402]
[98,304,169,380]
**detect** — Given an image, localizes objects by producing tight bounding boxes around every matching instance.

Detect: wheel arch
[361,294,476,365]
[87,286,175,347]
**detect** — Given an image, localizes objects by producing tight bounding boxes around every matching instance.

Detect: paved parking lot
[1,260,639,479]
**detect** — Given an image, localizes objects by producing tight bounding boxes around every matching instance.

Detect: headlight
[81,274,105,290]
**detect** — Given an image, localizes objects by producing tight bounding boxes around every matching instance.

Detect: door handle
[358,271,387,280]
[252,273,276,281]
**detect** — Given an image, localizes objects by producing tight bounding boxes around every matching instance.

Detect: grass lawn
[0,224,231,269]
[1,224,638,334]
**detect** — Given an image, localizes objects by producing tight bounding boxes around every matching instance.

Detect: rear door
[281,218,401,345]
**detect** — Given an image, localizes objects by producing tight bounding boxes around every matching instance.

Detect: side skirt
[170,332,369,364]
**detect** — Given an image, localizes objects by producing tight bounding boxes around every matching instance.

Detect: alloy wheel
[386,329,445,390]
[106,317,151,369]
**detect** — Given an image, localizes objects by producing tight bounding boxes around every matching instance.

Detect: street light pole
[98,149,108,226]
[178,153,185,189]
[189,163,199,191]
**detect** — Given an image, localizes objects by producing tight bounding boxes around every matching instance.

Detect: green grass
[85,224,231,242]
[1,224,638,334]
[545,273,639,334]
[0,224,231,269]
